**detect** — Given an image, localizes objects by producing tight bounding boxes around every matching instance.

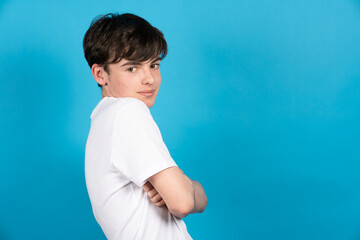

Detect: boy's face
[101,57,162,108]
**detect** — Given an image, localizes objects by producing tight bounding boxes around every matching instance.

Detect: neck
[101,86,112,99]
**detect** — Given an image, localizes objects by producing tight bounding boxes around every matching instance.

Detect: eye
[127,67,137,72]
[150,63,160,69]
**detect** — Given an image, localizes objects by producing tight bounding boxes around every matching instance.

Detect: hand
[143,181,166,207]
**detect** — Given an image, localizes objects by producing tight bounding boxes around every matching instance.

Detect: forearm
[190,180,207,214]
[170,178,207,218]
[180,171,207,215]
[146,168,207,218]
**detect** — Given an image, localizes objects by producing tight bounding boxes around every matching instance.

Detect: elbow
[169,198,194,218]
[200,197,208,213]
[201,195,208,213]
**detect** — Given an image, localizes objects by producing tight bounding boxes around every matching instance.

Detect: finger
[144,181,153,190]
[154,199,165,207]
[143,182,154,192]
[150,193,162,203]
[147,188,158,198]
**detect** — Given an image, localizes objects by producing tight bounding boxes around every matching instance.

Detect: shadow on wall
[1,47,72,160]
[0,0,9,15]
[0,46,95,238]
[353,0,360,11]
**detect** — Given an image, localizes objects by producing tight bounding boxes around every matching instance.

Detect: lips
[138,90,155,97]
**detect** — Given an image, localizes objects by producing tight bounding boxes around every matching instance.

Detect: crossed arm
[143,167,208,218]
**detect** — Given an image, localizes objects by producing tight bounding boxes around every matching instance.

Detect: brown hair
[83,13,168,76]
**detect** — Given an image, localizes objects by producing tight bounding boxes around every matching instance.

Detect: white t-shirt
[85,97,192,240]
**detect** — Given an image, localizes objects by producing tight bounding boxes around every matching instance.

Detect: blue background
[1,0,360,239]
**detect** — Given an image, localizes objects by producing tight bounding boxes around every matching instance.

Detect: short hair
[83,13,168,74]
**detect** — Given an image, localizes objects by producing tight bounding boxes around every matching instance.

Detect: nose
[141,68,155,85]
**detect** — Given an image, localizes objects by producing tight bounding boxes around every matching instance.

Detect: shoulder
[99,97,150,117]
[91,97,151,124]
[115,97,151,119]
[109,97,153,126]
[122,97,150,114]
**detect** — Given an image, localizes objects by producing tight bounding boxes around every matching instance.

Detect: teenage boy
[83,13,207,240]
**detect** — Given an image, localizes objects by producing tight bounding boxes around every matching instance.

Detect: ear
[91,64,108,86]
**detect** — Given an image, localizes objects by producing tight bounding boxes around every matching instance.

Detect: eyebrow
[120,61,141,67]
[150,57,162,63]
[120,57,162,67]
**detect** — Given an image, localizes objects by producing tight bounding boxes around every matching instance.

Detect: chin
[145,101,155,108]
[136,94,157,108]
[145,98,156,108]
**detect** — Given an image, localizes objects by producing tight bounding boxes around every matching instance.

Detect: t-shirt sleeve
[110,99,177,187]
